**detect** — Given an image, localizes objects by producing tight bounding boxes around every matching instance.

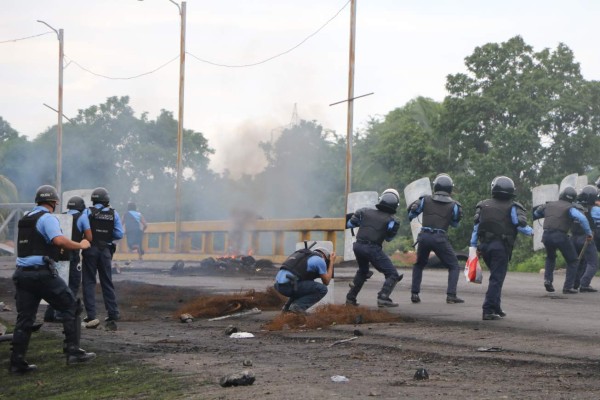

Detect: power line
[64,54,180,80]
[0,31,53,44]
[186,0,350,68]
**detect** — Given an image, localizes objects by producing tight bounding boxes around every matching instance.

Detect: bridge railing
[114,218,346,264]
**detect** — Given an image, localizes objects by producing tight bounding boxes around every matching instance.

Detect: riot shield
[61,189,93,213]
[532,184,558,251]
[295,241,334,308]
[40,214,73,306]
[576,175,588,191]
[343,191,378,261]
[559,174,578,193]
[403,178,432,243]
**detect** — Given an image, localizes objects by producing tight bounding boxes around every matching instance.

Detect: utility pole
[170,0,186,253]
[37,20,64,201]
[345,0,357,209]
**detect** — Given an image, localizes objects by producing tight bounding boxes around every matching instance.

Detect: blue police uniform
[533,202,591,292]
[408,193,463,302]
[572,204,600,291]
[471,199,533,319]
[274,253,328,312]
[79,203,124,322]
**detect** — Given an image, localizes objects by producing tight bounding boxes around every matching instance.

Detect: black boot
[377,274,402,308]
[346,270,373,306]
[65,345,96,365]
[9,329,35,374]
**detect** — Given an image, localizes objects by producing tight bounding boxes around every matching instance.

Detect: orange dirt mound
[264,304,402,330]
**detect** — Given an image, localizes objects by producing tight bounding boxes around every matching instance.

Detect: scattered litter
[229,332,254,338]
[224,326,238,335]
[329,336,358,347]
[353,329,363,336]
[179,313,193,323]
[477,346,503,352]
[209,307,262,321]
[243,359,253,366]
[331,375,349,383]
[1,302,11,312]
[413,368,429,380]
[219,370,255,387]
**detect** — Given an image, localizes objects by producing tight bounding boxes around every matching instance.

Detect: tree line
[1,36,599,265]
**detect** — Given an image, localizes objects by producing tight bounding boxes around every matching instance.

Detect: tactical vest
[89,207,115,247]
[355,208,395,245]
[17,210,61,261]
[477,198,517,242]
[280,249,320,281]
[542,200,573,233]
[571,204,591,236]
[421,196,455,231]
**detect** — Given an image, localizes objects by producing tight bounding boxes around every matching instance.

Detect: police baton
[577,238,592,264]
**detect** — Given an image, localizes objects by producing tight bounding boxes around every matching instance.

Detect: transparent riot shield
[40,214,73,306]
[295,241,334,308]
[576,175,588,191]
[343,191,378,261]
[559,174,578,194]
[61,189,93,213]
[403,178,432,243]
[532,184,558,251]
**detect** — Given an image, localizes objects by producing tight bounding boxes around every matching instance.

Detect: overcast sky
[2,0,599,176]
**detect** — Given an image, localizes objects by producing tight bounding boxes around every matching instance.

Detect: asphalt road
[2,259,600,358]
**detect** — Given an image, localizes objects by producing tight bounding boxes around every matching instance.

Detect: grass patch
[0,321,194,400]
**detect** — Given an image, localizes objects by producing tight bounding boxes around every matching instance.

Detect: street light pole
[37,20,64,201]
[170,0,186,253]
[344,0,357,210]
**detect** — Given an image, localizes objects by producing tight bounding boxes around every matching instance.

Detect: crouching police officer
[408,174,464,304]
[10,185,96,374]
[274,247,334,313]
[345,189,402,307]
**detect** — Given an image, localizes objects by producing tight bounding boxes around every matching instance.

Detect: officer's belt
[17,264,50,271]
[543,228,569,234]
[421,227,446,234]
[356,239,381,246]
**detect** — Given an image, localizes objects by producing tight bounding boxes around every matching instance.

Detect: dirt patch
[2,277,600,399]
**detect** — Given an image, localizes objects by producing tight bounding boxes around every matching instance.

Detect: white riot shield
[576,175,588,191]
[61,189,93,213]
[559,174,578,193]
[55,214,74,284]
[532,184,559,251]
[403,178,432,243]
[343,191,378,261]
[296,241,334,308]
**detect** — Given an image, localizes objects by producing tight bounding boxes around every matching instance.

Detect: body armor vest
[421,196,455,231]
[543,200,573,233]
[571,205,591,236]
[57,211,83,261]
[280,249,320,281]
[89,207,115,247]
[355,208,395,245]
[17,210,61,261]
[477,199,517,241]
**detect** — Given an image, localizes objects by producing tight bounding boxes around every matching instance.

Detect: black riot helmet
[67,196,86,212]
[490,176,515,200]
[91,187,110,205]
[577,185,598,206]
[35,185,60,204]
[127,201,137,211]
[559,186,577,203]
[433,174,453,194]
[376,188,400,213]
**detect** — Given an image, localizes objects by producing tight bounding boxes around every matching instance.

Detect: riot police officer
[572,185,599,292]
[10,185,95,374]
[274,247,335,313]
[408,174,464,304]
[533,186,592,294]
[346,188,402,307]
[79,187,124,330]
[471,176,533,320]
[44,196,89,322]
